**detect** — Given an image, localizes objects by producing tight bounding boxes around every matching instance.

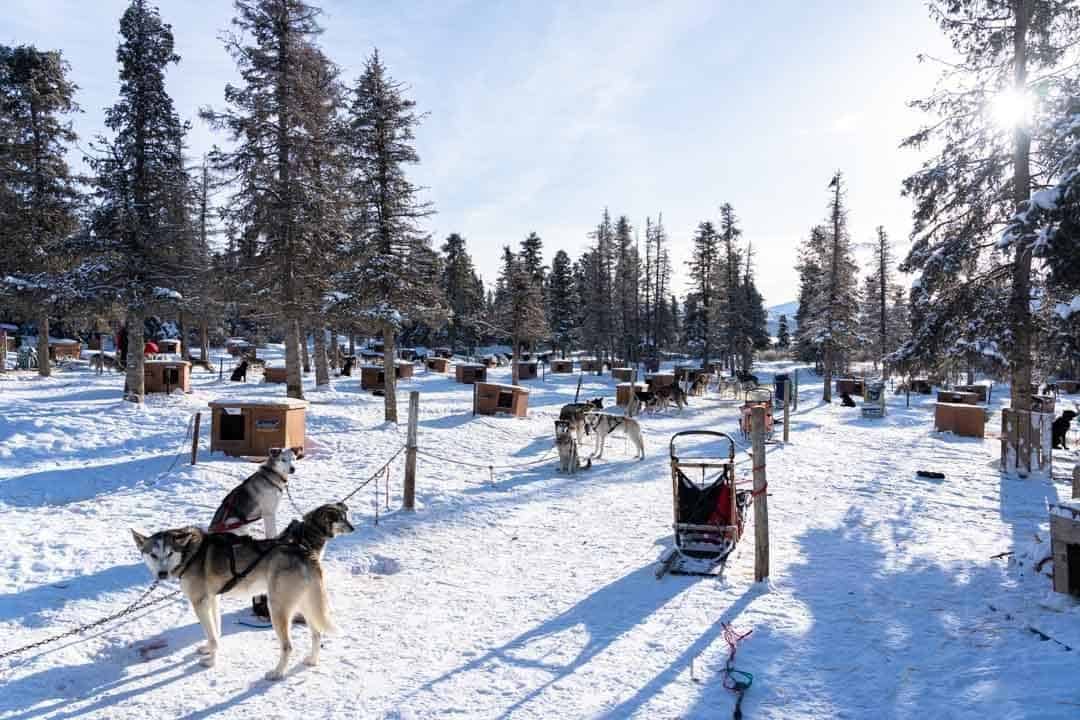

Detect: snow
[1,355,1080,718]
[1054,295,1080,319]
[152,287,183,302]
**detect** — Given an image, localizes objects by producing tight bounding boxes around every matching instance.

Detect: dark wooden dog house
[49,340,81,361]
[434,347,453,359]
[426,357,450,373]
[143,359,191,393]
[399,348,418,361]
[1031,394,1056,414]
[579,358,602,372]
[361,364,398,390]
[835,378,864,396]
[456,363,487,384]
[209,398,307,458]
[617,382,647,407]
[612,367,636,383]
[550,359,574,373]
[911,378,933,394]
[1050,502,1080,596]
[226,338,250,356]
[396,361,414,379]
[937,390,979,405]
[954,384,988,402]
[1058,380,1079,394]
[263,366,288,384]
[934,402,986,438]
[514,360,538,380]
[646,373,675,390]
[158,338,181,354]
[473,382,529,417]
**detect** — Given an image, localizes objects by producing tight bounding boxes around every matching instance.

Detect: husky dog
[132,503,354,680]
[340,356,356,377]
[555,421,591,474]
[230,359,249,382]
[648,384,686,413]
[210,448,297,538]
[559,398,603,443]
[1052,409,1077,449]
[584,412,645,460]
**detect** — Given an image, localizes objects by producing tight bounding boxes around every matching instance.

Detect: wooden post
[783,378,791,444]
[190,412,201,465]
[404,391,418,511]
[751,405,769,583]
[1072,464,1080,500]
[793,369,799,411]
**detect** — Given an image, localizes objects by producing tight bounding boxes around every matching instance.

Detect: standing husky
[210,448,296,538]
[132,503,354,680]
[584,413,646,460]
[559,398,603,444]
[555,421,592,474]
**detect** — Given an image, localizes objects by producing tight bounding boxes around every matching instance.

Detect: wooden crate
[144,359,191,393]
[934,402,986,438]
[473,382,529,417]
[49,341,81,361]
[954,384,988,402]
[426,357,450,373]
[937,390,979,405]
[1050,503,1080,596]
[514,361,538,380]
[158,339,182,354]
[210,399,307,458]
[612,367,636,383]
[550,359,574,374]
[263,367,288,384]
[455,363,487,384]
[835,378,864,396]
[617,382,647,407]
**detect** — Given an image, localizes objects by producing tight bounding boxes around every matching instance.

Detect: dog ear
[131,529,148,548]
[268,447,282,458]
[172,528,200,547]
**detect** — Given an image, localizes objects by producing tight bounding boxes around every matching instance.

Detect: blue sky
[8,0,950,307]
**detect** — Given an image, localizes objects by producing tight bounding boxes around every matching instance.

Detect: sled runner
[739,388,774,441]
[657,431,750,578]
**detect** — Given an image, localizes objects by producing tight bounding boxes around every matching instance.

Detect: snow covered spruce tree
[794,225,826,366]
[202,0,346,399]
[441,233,485,352]
[686,220,720,367]
[87,0,189,402]
[340,50,445,421]
[613,216,640,363]
[546,249,578,357]
[903,0,1080,421]
[0,45,81,377]
[494,246,547,383]
[736,250,771,373]
[777,314,791,350]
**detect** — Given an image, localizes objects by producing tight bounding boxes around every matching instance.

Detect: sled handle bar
[669,430,736,461]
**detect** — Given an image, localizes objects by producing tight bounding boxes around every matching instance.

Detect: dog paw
[265,669,285,681]
[199,654,216,668]
[196,644,215,655]
[303,654,319,667]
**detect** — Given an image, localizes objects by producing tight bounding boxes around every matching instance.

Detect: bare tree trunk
[125,308,145,403]
[1008,0,1033,414]
[511,333,520,385]
[37,312,51,378]
[314,320,329,387]
[382,325,398,422]
[823,340,833,403]
[0,329,6,373]
[179,312,189,360]
[301,329,312,373]
[285,318,304,400]
[348,333,355,356]
[199,315,210,364]
[329,329,339,370]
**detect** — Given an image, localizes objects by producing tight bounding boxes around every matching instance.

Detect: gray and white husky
[584,412,646,460]
[209,448,297,538]
[132,502,355,680]
[555,422,591,474]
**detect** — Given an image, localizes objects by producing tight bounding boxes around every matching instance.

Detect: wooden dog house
[396,361,414,379]
[263,366,288,384]
[1032,394,1056,414]
[934,402,986,438]
[158,338,181,354]
[612,367,636,383]
[937,390,979,405]
[1000,408,1053,475]
[226,338,250,356]
[646,373,675,390]
[617,382,647,407]
[514,360,538,380]
[910,378,933,394]
[1050,502,1080,596]
[579,358,601,372]
[551,359,574,373]
[399,348,418,361]
[835,378,865,396]
[482,355,499,368]
[473,382,529,417]
[210,398,307,458]
[434,347,453,359]
[1058,380,1079,394]
[144,359,191,393]
[49,340,81,361]
[954,384,988,402]
[456,363,487,384]
[361,364,397,391]
[426,357,450,373]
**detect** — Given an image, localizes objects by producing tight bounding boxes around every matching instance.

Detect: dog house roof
[477,382,530,393]
[208,398,309,409]
[145,358,190,366]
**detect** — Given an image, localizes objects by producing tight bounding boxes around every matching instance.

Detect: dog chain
[0,581,181,662]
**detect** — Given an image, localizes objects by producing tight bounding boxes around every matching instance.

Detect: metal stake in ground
[190,411,201,465]
[752,405,770,583]
[404,391,418,510]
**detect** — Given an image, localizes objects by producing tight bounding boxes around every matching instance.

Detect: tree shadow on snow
[0,454,189,508]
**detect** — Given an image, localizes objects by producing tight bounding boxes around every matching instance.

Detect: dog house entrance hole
[497,390,514,410]
[1070,544,1080,596]
[221,409,246,441]
[163,367,180,385]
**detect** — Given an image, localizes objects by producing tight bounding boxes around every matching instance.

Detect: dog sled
[739,388,774,441]
[657,431,750,578]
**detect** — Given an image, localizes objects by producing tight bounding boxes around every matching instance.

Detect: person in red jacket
[144,340,159,356]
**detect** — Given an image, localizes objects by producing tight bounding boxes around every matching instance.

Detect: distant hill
[766,301,798,337]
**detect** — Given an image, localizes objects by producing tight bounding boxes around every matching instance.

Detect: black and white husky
[210,448,297,538]
[584,413,645,460]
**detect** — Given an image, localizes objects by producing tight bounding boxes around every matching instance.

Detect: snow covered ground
[1,353,1079,719]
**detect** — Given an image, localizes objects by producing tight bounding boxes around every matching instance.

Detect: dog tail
[303,584,337,635]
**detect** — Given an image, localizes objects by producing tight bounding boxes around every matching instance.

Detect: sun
[989,88,1034,130]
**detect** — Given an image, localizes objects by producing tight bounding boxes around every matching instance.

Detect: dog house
[835,378,864,396]
[399,348,418,361]
[226,338,250,356]
[910,378,933,394]
[937,390,979,405]
[359,349,382,362]
[144,359,191,393]
[617,382,647,407]
[646,373,675,390]
[434,347,453,359]
[482,355,499,368]
[954,384,988,402]
[1050,502,1080,596]
[1058,380,1079,394]
[551,359,574,374]
[48,340,81,362]
[644,358,660,373]
[426,357,450,373]
[263,366,288,384]
[456,363,487,384]
[473,382,529,417]
[210,398,307,458]
[612,367,636,383]
[579,358,602,372]
[862,381,886,418]
[934,402,986,438]
[360,364,399,390]
[1000,408,1053,475]
[673,366,697,383]
[158,338,181,355]
[1032,394,1056,414]
[514,360,538,380]
[396,361,414,379]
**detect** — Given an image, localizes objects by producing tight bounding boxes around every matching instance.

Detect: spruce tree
[441,233,484,351]
[547,249,577,356]
[815,172,860,401]
[519,231,545,285]
[613,216,639,362]
[687,221,719,367]
[777,314,791,349]
[718,204,743,372]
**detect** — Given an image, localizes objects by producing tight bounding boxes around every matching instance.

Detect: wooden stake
[793,369,799,411]
[404,390,418,511]
[1072,464,1080,500]
[190,412,201,465]
[783,378,791,444]
[751,405,770,583]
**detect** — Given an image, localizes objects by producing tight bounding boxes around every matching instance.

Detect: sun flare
[989,89,1033,130]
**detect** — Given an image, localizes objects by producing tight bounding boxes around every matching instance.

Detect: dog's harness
[209,468,289,533]
[173,534,275,596]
